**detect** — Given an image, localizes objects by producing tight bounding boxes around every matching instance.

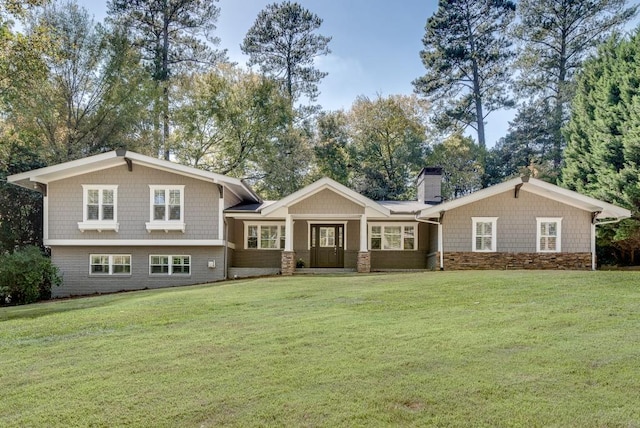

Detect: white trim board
[45,239,227,246]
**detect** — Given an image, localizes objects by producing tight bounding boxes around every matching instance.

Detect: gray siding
[48,164,221,240]
[51,246,225,297]
[289,189,364,215]
[443,189,592,253]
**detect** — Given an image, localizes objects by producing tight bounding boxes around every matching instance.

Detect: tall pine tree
[413,0,515,149]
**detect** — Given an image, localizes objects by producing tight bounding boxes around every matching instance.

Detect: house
[8,150,631,297]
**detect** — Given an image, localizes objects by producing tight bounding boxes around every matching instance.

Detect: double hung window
[472,217,498,252]
[369,224,416,250]
[147,185,185,232]
[149,255,191,275]
[537,218,562,252]
[90,254,131,275]
[246,224,286,249]
[79,185,119,231]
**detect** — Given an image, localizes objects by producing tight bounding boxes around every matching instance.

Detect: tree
[0,139,45,253]
[241,1,331,106]
[485,99,556,185]
[107,0,226,159]
[312,110,351,186]
[171,65,292,178]
[413,0,515,149]
[514,0,637,169]
[562,30,640,264]
[348,95,430,200]
[427,133,483,200]
[11,1,152,163]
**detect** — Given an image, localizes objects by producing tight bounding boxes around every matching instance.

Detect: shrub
[0,246,61,305]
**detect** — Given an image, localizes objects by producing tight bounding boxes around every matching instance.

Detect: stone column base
[357,251,371,273]
[281,251,296,276]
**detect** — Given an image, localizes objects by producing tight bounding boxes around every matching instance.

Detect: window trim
[472,217,498,252]
[536,217,562,253]
[78,185,119,232]
[244,222,286,250]
[149,255,191,276]
[368,222,418,251]
[89,254,131,276]
[146,185,185,232]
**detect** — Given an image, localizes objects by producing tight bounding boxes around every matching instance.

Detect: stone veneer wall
[441,252,592,270]
[357,251,371,273]
[281,251,296,276]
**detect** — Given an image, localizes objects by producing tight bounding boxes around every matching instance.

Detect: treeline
[0,0,639,263]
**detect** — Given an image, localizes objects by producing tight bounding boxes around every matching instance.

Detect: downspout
[224,218,228,280]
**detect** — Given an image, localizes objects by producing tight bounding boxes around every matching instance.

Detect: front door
[310,224,344,268]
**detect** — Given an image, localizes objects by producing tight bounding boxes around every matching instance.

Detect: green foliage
[312,110,351,185]
[414,0,515,148]
[0,140,45,252]
[486,99,558,185]
[242,1,331,104]
[107,0,226,159]
[171,66,292,178]
[348,95,430,200]
[2,272,640,425]
[514,0,637,168]
[0,246,60,305]
[7,1,154,163]
[563,30,640,263]
[427,132,483,200]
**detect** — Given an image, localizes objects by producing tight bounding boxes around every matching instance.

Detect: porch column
[357,214,370,273]
[438,221,444,270]
[281,214,295,275]
[285,214,294,252]
[359,214,368,252]
[591,222,597,271]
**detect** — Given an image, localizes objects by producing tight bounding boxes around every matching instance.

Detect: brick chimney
[417,167,443,204]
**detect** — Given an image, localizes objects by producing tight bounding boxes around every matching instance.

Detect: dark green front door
[310,224,344,268]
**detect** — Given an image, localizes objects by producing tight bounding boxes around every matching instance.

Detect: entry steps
[295,268,356,275]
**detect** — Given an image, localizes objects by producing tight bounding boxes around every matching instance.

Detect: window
[369,224,417,250]
[79,185,118,232]
[537,218,562,252]
[149,255,191,275]
[245,223,285,250]
[90,254,131,275]
[146,185,185,232]
[472,217,498,252]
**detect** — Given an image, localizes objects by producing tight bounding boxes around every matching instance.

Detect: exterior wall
[427,223,439,269]
[443,189,592,253]
[51,245,225,297]
[289,189,364,215]
[442,252,592,270]
[231,219,284,268]
[370,222,430,270]
[48,164,221,241]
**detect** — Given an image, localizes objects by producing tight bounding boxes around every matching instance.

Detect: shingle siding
[48,164,221,241]
[443,189,592,253]
[51,246,225,297]
[289,189,364,214]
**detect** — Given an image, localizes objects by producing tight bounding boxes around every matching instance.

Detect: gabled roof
[260,177,391,216]
[418,176,631,222]
[7,150,261,203]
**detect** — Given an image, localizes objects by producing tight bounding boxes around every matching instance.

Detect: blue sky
[77,0,640,148]
[78,0,481,141]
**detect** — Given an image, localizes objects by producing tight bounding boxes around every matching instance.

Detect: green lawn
[1,271,639,427]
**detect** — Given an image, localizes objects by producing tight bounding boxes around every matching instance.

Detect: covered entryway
[310,224,344,267]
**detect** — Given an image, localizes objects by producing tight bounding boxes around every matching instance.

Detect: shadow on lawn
[0,293,130,322]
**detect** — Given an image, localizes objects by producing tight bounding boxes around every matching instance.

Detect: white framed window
[369,223,417,250]
[78,185,119,232]
[146,185,185,232]
[149,255,191,275]
[245,223,286,250]
[537,217,562,252]
[90,254,131,275]
[472,217,498,252]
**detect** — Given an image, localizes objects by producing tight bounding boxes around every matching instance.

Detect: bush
[0,246,61,305]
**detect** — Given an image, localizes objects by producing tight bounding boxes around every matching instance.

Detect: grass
[1,271,639,427]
